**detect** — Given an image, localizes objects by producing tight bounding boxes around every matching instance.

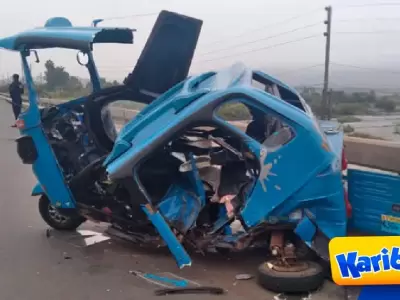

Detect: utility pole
[323,6,332,120]
[327,88,332,120]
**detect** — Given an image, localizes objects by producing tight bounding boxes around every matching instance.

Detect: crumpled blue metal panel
[157,184,203,234]
[348,169,400,235]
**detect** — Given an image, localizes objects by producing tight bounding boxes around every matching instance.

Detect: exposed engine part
[283,242,296,259]
[270,230,284,256]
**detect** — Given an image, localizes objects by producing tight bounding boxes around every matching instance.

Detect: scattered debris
[129,270,188,287]
[154,286,225,296]
[46,228,51,238]
[145,273,188,287]
[106,289,111,292]
[63,252,72,260]
[235,273,253,281]
[274,293,312,300]
[77,230,110,246]
[130,270,202,290]
[302,293,312,300]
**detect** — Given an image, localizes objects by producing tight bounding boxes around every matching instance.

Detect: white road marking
[77,230,111,246]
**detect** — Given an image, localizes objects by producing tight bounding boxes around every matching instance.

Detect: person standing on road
[9,74,24,127]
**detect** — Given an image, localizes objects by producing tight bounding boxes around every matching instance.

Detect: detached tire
[257,260,324,293]
[38,195,85,231]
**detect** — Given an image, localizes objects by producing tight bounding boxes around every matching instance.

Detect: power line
[274,64,325,76]
[300,81,400,92]
[200,8,323,47]
[195,34,321,63]
[335,30,400,34]
[100,12,159,21]
[331,62,400,75]
[336,17,400,23]
[328,83,400,91]
[338,2,400,8]
[298,82,325,87]
[197,21,323,56]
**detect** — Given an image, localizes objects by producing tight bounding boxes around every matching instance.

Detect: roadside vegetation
[337,116,362,123]
[300,87,400,117]
[1,60,399,122]
[394,124,400,135]
[343,124,355,133]
[347,132,386,140]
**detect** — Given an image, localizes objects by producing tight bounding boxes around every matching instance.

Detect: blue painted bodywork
[3,16,355,268]
[157,154,206,233]
[0,17,134,51]
[18,52,77,208]
[31,183,44,196]
[347,169,400,235]
[103,65,347,266]
[142,205,192,268]
[0,17,135,209]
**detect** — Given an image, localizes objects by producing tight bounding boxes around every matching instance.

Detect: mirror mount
[76,51,89,66]
[31,50,40,63]
[92,19,104,27]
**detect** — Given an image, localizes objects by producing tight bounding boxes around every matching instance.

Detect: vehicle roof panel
[0,17,135,51]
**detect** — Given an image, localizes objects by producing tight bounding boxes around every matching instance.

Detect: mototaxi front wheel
[257,259,324,293]
[38,195,85,231]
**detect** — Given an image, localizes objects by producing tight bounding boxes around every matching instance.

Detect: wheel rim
[48,204,69,224]
[267,260,309,272]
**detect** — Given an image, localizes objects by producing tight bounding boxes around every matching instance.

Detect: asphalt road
[0,100,358,300]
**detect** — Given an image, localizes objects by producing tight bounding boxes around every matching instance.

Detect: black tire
[38,195,85,231]
[318,258,333,281]
[257,260,324,293]
[294,240,318,261]
[215,247,231,256]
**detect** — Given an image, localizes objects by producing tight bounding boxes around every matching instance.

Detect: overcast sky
[1,0,400,87]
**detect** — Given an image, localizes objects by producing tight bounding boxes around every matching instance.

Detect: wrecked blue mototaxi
[5,9,400,294]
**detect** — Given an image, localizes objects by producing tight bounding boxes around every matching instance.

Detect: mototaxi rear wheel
[38,195,85,230]
[257,259,324,293]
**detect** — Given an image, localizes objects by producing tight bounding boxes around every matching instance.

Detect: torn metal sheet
[130,271,200,289]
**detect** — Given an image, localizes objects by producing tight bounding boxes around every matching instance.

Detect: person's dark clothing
[9,81,24,120]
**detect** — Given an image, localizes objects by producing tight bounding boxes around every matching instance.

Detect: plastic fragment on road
[77,229,111,246]
[143,273,189,288]
[130,270,201,289]
[235,273,253,280]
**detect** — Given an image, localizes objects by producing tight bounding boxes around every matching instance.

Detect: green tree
[375,99,396,113]
[66,76,83,90]
[99,77,120,88]
[44,60,70,90]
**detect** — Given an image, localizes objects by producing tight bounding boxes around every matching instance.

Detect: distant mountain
[262,67,400,94]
